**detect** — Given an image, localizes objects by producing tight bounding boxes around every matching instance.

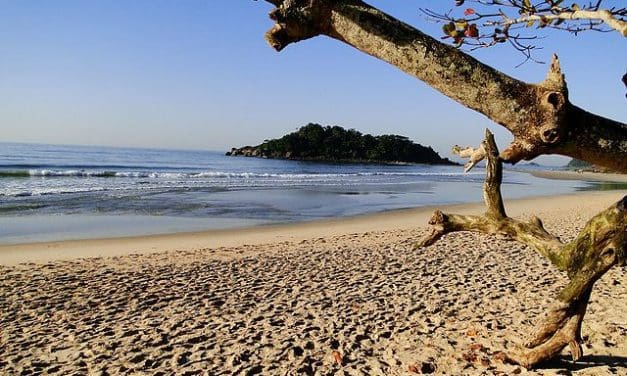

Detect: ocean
[0,142,599,244]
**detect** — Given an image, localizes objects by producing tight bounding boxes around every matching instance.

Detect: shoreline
[528,169,627,183]
[1,189,625,265]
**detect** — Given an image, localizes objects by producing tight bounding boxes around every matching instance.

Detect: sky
[1,1,625,164]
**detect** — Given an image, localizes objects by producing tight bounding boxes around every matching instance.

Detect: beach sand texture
[1,191,626,375]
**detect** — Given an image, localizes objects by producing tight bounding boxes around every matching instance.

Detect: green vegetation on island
[226,123,456,165]
[566,158,622,173]
[566,158,592,170]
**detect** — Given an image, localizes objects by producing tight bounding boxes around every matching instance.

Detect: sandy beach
[1,190,626,375]
[528,170,627,183]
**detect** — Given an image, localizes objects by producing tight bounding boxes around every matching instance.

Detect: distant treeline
[227,123,455,165]
[566,159,592,169]
[566,158,618,173]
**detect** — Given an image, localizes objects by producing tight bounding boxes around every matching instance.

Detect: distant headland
[226,123,456,165]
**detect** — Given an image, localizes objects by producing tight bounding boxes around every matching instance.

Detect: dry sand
[1,190,626,375]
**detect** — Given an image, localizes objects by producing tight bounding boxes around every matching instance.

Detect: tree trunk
[262,0,627,172]
[260,0,627,369]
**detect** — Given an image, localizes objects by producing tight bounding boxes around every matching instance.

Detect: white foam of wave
[1,168,483,198]
[20,169,479,179]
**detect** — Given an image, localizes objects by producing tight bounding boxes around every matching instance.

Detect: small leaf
[464,8,475,16]
[455,19,468,29]
[572,3,580,11]
[465,24,479,38]
[442,22,457,37]
[493,352,508,362]
[462,351,478,362]
[526,19,535,27]
[332,351,343,365]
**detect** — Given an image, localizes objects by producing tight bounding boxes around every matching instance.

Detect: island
[226,123,456,165]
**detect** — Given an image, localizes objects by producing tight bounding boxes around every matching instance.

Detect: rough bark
[414,130,626,368]
[416,130,569,270]
[262,0,627,173]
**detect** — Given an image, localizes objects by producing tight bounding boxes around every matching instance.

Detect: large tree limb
[415,130,626,368]
[262,0,627,172]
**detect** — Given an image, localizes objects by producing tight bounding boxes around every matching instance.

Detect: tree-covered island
[226,123,456,165]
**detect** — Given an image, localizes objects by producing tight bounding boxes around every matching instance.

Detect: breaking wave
[0,169,478,179]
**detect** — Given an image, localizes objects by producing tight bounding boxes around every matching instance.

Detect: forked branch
[420,1,627,63]
[416,129,565,269]
[415,130,627,368]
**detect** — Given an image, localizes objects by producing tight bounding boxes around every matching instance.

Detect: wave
[0,169,190,178]
[0,163,183,171]
[0,170,118,178]
[0,168,482,198]
[0,184,235,199]
[0,169,480,179]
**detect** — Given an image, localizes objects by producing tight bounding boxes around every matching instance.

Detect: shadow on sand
[539,354,627,374]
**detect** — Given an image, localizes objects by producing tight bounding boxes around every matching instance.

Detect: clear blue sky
[1,1,625,164]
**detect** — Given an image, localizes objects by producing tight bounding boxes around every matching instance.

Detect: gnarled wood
[416,130,566,270]
[415,130,627,368]
[451,144,485,173]
[262,0,627,172]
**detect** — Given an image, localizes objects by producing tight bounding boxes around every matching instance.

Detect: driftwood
[416,130,626,368]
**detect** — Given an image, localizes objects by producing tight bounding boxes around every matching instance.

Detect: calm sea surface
[0,142,599,244]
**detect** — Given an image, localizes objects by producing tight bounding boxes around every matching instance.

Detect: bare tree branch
[497,9,627,36]
[262,0,627,172]
[416,130,627,368]
[420,1,626,62]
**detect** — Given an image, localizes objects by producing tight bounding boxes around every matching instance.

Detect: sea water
[0,142,596,244]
